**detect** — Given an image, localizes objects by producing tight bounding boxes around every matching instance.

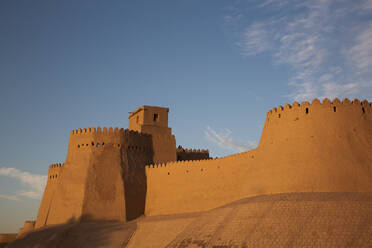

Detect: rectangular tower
[129,106,176,164]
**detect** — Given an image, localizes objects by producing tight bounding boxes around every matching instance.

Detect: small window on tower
[153,113,159,122]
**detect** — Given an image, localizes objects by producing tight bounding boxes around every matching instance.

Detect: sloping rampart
[35,164,64,228]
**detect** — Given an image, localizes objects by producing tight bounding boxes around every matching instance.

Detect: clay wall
[0,234,17,245]
[17,221,35,238]
[35,164,63,228]
[129,106,169,131]
[149,133,176,164]
[36,127,153,228]
[129,106,176,164]
[145,150,257,216]
[259,98,371,147]
[145,98,372,216]
[176,147,210,161]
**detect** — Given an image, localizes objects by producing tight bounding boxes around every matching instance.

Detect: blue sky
[0,0,371,232]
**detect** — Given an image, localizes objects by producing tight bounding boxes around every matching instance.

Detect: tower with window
[129,105,176,163]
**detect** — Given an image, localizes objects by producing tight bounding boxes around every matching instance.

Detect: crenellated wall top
[49,163,63,169]
[266,98,371,119]
[176,148,209,154]
[145,149,256,170]
[70,127,151,137]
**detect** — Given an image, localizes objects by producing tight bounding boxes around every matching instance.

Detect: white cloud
[228,0,372,101]
[0,194,21,201]
[238,22,272,56]
[346,24,372,73]
[0,167,47,200]
[204,126,256,152]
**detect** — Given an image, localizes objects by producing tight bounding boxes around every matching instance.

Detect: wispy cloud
[227,0,372,101]
[346,24,372,73]
[238,22,272,56]
[0,167,47,200]
[0,194,21,201]
[204,126,256,152]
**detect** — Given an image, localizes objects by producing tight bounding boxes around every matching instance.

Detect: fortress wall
[0,234,17,244]
[252,98,372,195]
[145,98,372,217]
[81,129,153,222]
[260,98,371,147]
[145,150,257,216]
[176,148,210,161]
[150,133,177,164]
[17,221,35,238]
[120,132,154,220]
[35,164,63,228]
[37,127,153,227]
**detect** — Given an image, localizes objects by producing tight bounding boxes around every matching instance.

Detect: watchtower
[129,105,176,163]
[129,106,171,135]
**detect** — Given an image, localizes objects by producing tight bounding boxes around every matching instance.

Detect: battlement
[49,163,63,169]
[0,233,17,244]
[176,147,209,154]
[48,163,63,180]
[266,98,370,120]
[260,97,372,150]
[145,149,257,170]
[67,127,153,156]
[70,127,151,137]
[176,146,210,161]
[145,158,213,169]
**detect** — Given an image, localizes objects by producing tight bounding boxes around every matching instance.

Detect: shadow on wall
[122,136,154,221]
[7,216,137,248]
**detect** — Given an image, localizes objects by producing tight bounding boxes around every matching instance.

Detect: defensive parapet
[32,100,372,230]
[0,233,17,246]
[48,163,63,180]
[128,105,177,163]
[17,221,35,238]
[36,127,154,228]
[176,146,210,161]
[260,98,371,147]
[144,98,372,217]
[66,127,152,164]
[144,149,257,216]
[35,163,63,228]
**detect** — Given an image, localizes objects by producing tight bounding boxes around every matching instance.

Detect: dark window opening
[333,107,336,112]
[136,116,139,124]
[362,107,365,114]
[118,144,120,147]
[91,142,94,146]
[86,144,88,147]
[153,113,159,122]
[77,145,80,148]
[168,172,170,175]
[102,142,104,147]
[306,108,309,114]
[278,114,281,118]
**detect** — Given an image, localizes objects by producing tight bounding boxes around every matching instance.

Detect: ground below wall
[7,192,372,248]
